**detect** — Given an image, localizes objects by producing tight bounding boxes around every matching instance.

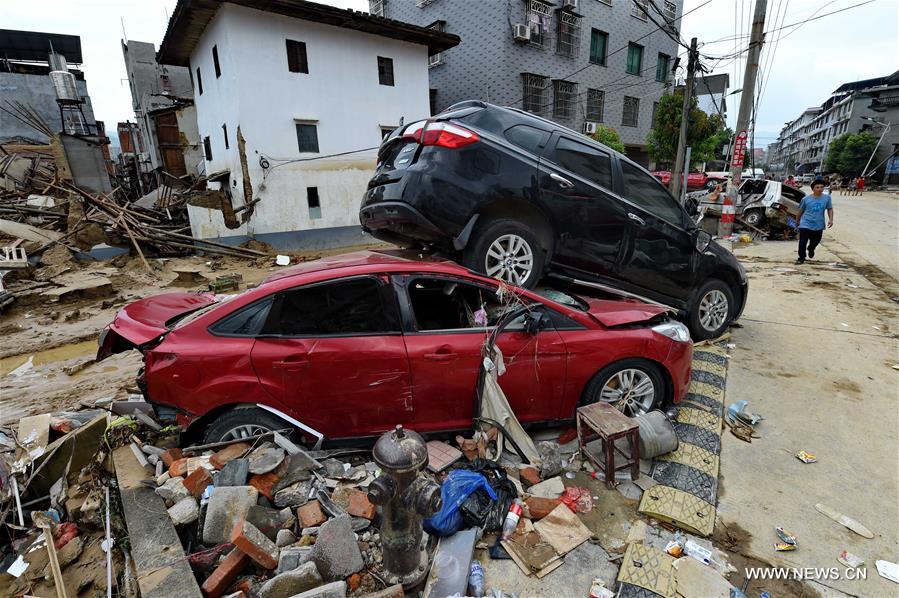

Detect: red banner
[732,130,748,168]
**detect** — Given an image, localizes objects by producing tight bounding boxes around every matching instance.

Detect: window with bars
[556,11,580,58]
[553,80,577,119]
[656,53,670,82]
[429,21,445,66]
[527,0,553,48]
[631,0,649,20]
[522,73,548,114]
[586,89,604,122]
[622,96,640,127]
[662,0,677,20]
[626,43,643,75]
[369,0,386,17]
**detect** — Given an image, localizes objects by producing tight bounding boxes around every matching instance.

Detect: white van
[741,168,765,180]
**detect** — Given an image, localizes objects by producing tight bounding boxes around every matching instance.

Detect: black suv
[360,101,747,339]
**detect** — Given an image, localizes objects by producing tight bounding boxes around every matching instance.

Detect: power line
[710,0,878,44]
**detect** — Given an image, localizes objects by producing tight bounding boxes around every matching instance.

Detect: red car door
[251,276,413,439]
[396,275,566,433]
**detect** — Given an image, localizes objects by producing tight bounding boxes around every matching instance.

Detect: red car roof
[263,249,469,283]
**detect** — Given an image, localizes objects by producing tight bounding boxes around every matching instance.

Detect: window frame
[208,296,274,338]
[203,136,212,160]
[555,10,580,58]
[589,29,608,66]
[195,67,203,95]
[626,43,644,75]
[222,123,229,150]
[619,160,687,227]
[212,45,221,78]
[656,53,670,82]
[622,96,640,127]
[552,80,577,120]
[586,88,605,122]
[286,39,309,74]
[295,122,320,153]
[258,275,402,339]
[547,134,614,190]
[522,73,548,115]
[377,56,395,86]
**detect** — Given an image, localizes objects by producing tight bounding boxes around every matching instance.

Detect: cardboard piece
[533,504,592,556]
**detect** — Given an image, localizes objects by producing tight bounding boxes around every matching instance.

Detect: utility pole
[670,37,698,202]
[728,0,767,198]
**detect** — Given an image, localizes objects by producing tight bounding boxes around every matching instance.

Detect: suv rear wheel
[688,279,734,340]
[463,219,546,289]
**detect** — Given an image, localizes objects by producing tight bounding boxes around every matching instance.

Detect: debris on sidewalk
[814,503,875,538]
[794,450,817,463]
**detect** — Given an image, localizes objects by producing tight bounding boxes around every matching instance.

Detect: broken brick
[201,548,251,598]
[169,457,188,478]
[249,472,281,501]
[297,500,327,528]
[519,466,541,487]
[347,573,363,592]
[525,496,562,520]
[161,448,183,467]
[211,442,251,469]
[344,488,376,520]
[184,467,213,497]
[231,520,279,570]
[557,427,578,444]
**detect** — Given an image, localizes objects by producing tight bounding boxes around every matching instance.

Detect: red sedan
[652,171,726,190]
[98,251,692,444]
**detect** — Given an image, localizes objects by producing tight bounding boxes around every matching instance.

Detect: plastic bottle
[468,560,485,598]
[500,499,524,541]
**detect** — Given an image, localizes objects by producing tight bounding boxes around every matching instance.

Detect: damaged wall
[185,3,431,249]
[0,71,96,143]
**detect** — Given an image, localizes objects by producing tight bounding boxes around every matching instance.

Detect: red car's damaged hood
[582,298,670,327]
[106,292,217,347]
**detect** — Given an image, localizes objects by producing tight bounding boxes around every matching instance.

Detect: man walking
[795,179,834,264]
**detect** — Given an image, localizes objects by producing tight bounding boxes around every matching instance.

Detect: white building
[157,0,458,249]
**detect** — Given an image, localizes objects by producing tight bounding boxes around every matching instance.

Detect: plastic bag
[424,470,497,537]
[460,459,519,531]
[560,486,593,513]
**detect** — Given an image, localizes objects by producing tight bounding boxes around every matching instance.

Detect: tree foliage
[647,91,727,166]
[824,132,878,175]
[588,125,626,155]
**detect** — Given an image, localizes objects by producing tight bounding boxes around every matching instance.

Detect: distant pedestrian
[795,180,834,264]
[856,175,865,196]
[839,176,849,195]
[785,175,796,188]
[849,177,857,194]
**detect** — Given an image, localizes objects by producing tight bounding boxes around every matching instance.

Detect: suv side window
[549,136,613,189]
[504,125,551,154]
[261,277,396,336]
[620,161,684,225]
[407,277,526,331]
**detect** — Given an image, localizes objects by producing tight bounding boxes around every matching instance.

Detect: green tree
[588,124,626,154]
[825,132,878,176]
[647,91,726,166]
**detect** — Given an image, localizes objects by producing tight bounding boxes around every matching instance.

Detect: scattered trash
[275,254,290,266]
[684,539,713,565]
[795,450,817,463]
[775,526,797,549]
[838,550,864,568]
[468,560,485,597]
[560,486,593,513]
[589,577,615,598]
[814,503,875,538]
[876,560,899,584]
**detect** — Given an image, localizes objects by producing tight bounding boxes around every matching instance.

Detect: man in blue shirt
[795,179,834,264]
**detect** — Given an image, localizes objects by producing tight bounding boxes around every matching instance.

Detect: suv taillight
[403,121,479,149]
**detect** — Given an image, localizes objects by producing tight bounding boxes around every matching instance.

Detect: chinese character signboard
[731,131,748,168]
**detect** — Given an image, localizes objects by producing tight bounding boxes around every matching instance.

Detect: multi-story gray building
[375,0,682,166]
[769,71,899,182]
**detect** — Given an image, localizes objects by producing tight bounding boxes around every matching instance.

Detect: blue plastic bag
[424,470,497,537]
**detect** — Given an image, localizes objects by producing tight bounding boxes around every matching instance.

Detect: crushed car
[97,250,693,444]
[360,101,747,340]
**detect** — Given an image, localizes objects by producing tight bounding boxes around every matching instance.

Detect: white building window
[307,186,321,219]
[295,123,319,153]
[662,0,677,21]
[631,0,649,20]
[369,0,387,17]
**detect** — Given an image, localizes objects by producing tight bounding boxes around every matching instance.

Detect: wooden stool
[576,402,640,488]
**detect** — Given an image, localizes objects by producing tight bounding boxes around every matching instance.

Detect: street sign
[732,131,748,168]
[886,155,899,175]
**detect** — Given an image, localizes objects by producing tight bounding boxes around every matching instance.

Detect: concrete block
[273,480,310,508]
[258,561,322,598]
[203,486,258,545]
[231,519,280,570]
[277,546,313,574]
[201,548,250,598]
[289,581,346,598]
[168,497,199,526]
[276,529,296,547]
[156,476,190,503]
[217,458,249,487]
[309,515,364,582]
[246,505,291,541]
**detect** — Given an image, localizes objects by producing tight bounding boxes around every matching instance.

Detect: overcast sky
[3,0,896,148]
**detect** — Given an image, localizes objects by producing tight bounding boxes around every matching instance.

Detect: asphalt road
[717,194,899,597]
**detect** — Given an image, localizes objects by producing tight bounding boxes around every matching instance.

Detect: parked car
[360,101,747,339]
[651,170,727,190]
[97,251,693,444]
[741,168,766,180]
[796,173,814,184]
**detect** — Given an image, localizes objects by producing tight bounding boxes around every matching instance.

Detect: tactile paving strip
[675,407,723,434]
[656,442,720,477]
[690,359,728,379]
[618,583,665,598]
[650,461,718,505]
[616,543,676,597]
[680,392,724,416]
[690,369,726,387]
[671,422,722,455]
[686,381,726,403]
[638,485,716,537]
[692,348,729,365]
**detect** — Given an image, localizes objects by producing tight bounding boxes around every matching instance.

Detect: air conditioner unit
[513,24,531,41]
[428,53,443,67]
[583,121,598,135]
[563,0,578,8]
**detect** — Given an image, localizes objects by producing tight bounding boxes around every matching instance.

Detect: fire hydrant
[368,425,442,587]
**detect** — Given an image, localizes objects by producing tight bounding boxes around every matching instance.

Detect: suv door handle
[628,212,646,226]
[272,354,309,370]
[423,351,457,362]
[550,172,574,189]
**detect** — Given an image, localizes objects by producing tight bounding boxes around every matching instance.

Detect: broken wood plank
[0,217,63,244]
[113,445,203,598]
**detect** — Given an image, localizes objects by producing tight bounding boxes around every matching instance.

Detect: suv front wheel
[688,279,734,340]
[463,219,546,289]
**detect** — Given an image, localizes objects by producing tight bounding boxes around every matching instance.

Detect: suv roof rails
[441,100,488,113]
